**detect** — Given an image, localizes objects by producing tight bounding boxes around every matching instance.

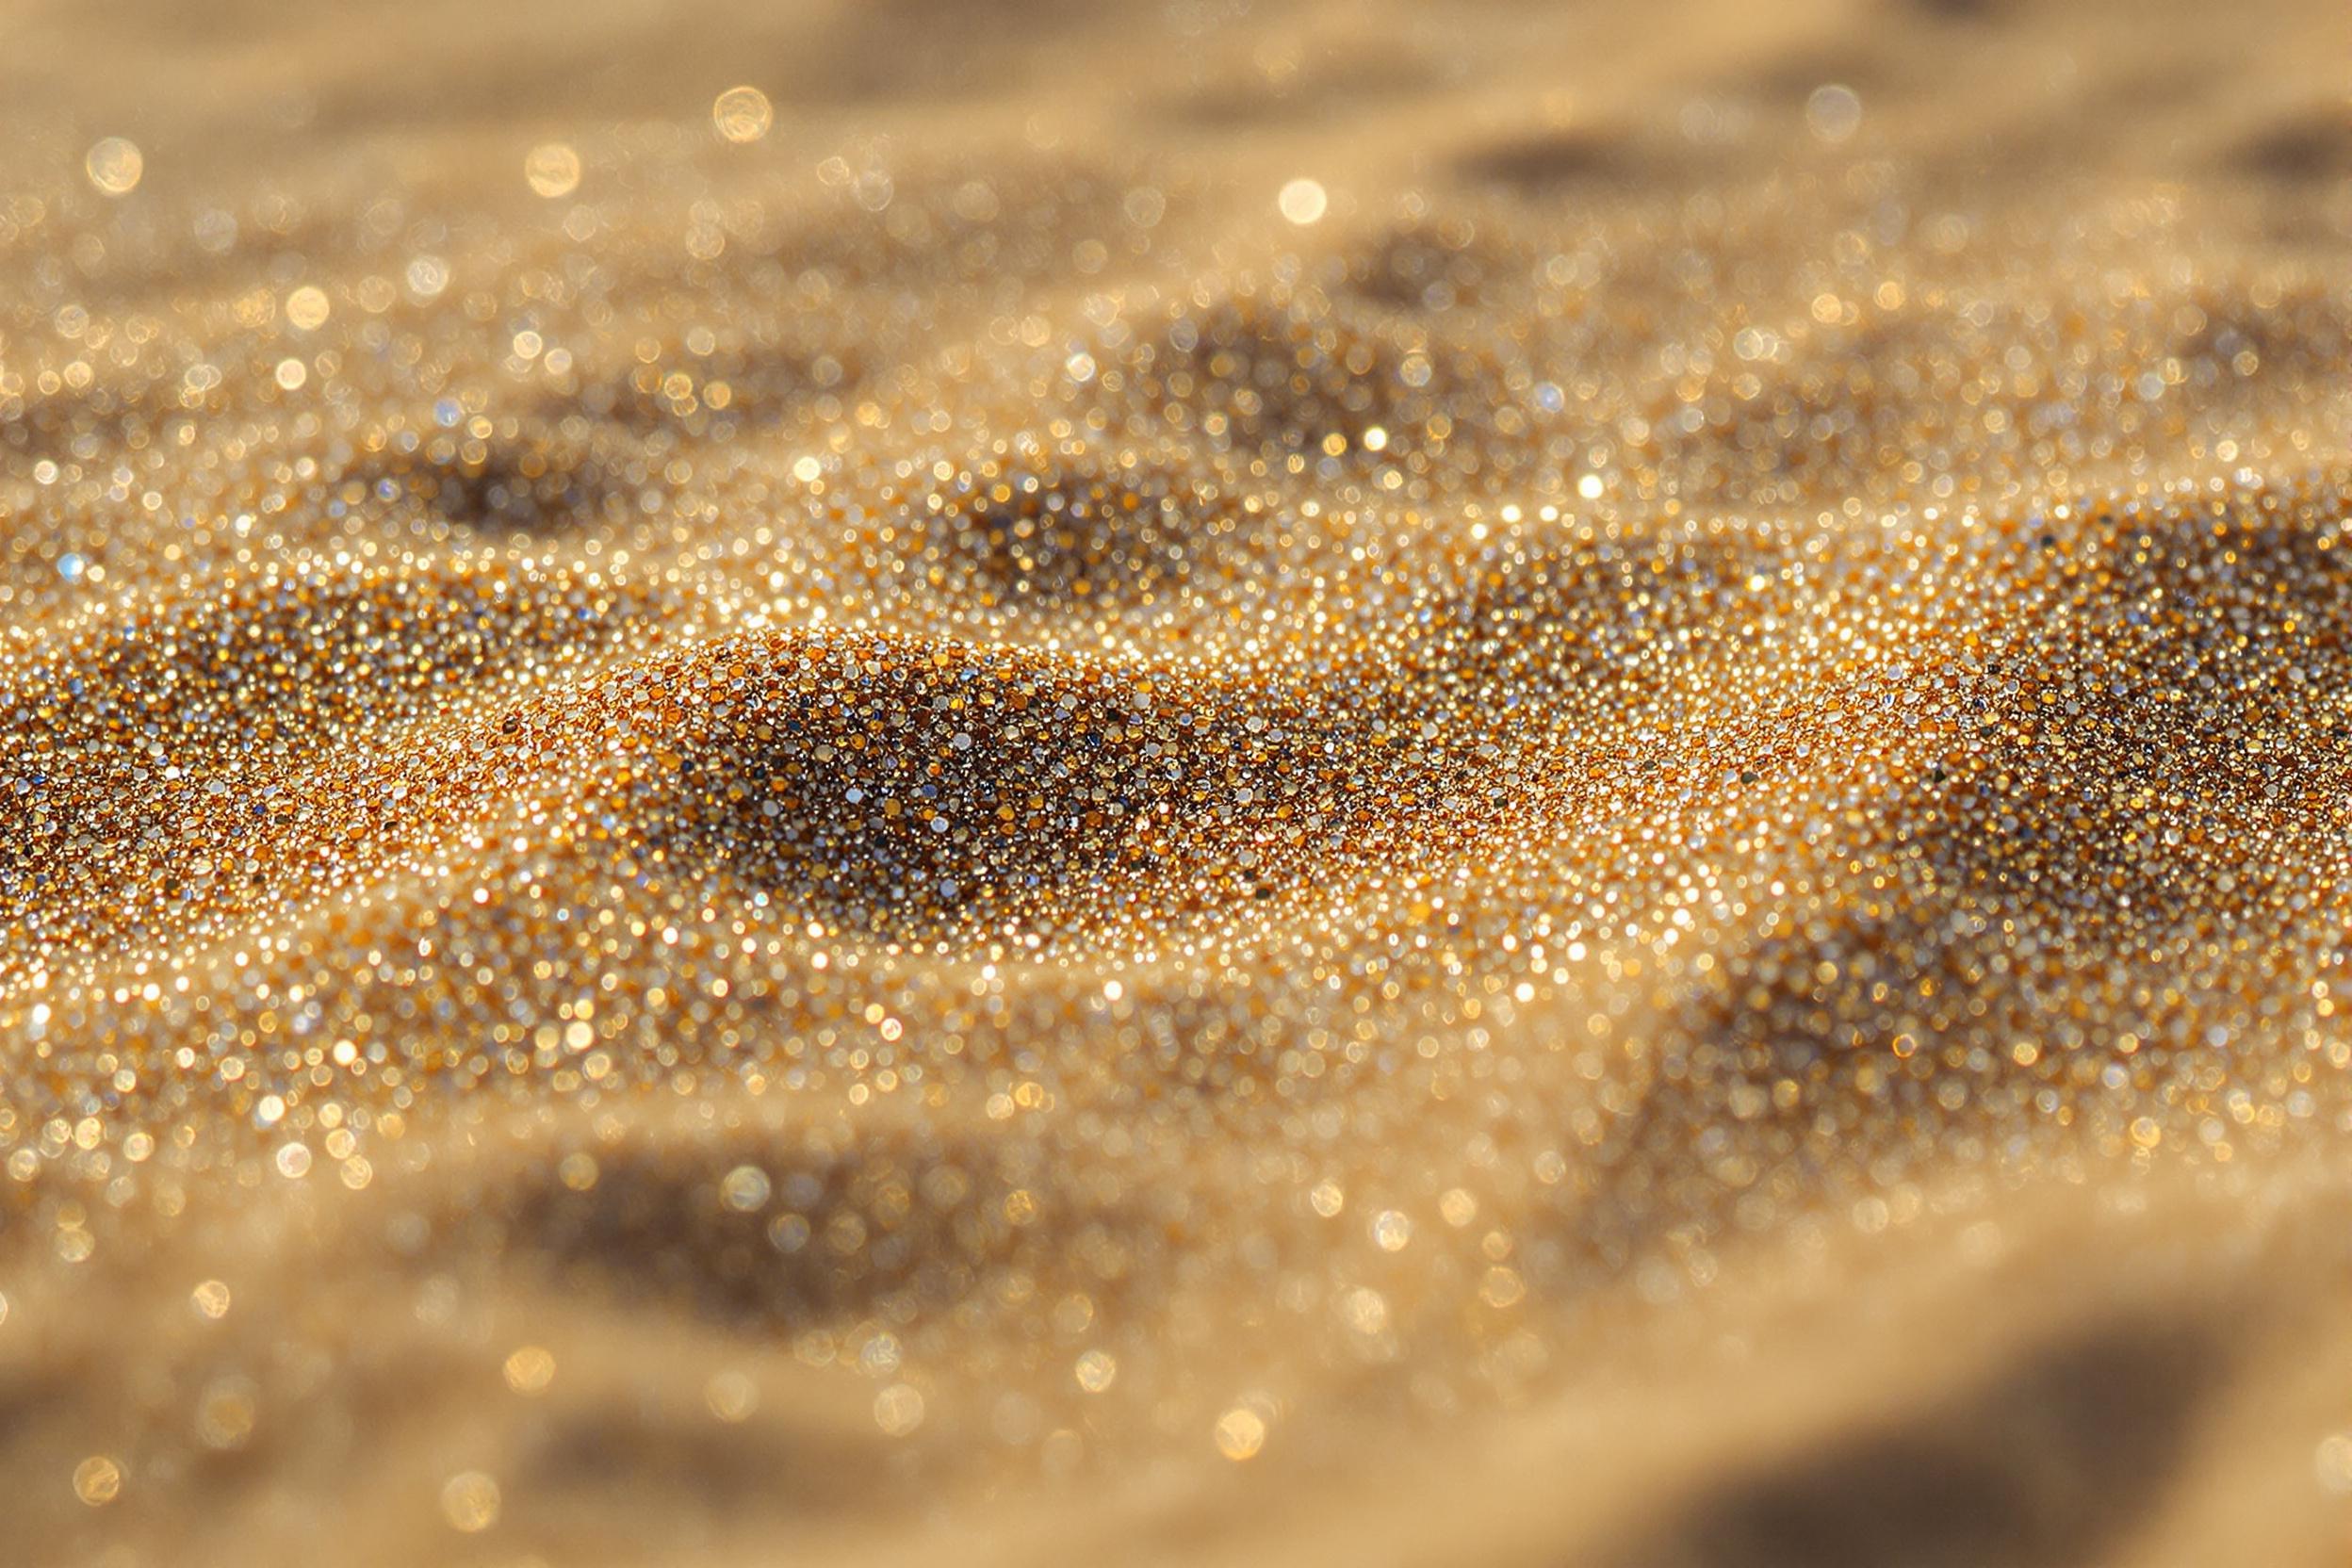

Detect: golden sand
[7,0,2352,1562]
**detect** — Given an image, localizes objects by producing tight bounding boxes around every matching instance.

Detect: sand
[6,0,2352,1562]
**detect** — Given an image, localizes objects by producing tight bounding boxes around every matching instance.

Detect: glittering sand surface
[8,1,2352,1562]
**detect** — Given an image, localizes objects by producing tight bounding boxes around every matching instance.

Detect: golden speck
[873,1382,926,1436]
[84,137,142,195]
[1073,1348,1118,1393]
[524,141,582,199]
[1479,1266,1527,1309]
[705,1369,759,1422]
[1214,1406,1266,1462]
[74,1455,122,1507]
[439,1470,502,1533]
[286,286,331,332]
[195,1375,258,1450]
[191,1280,232,1320]
[711,85,774,143]
[404,253,449,301]
[502,1346,556,1396]
[719,1164,772,1211]
[1277,177,1328,226]
[1339,1286,1389,1336]
[1805,83,1863,144]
